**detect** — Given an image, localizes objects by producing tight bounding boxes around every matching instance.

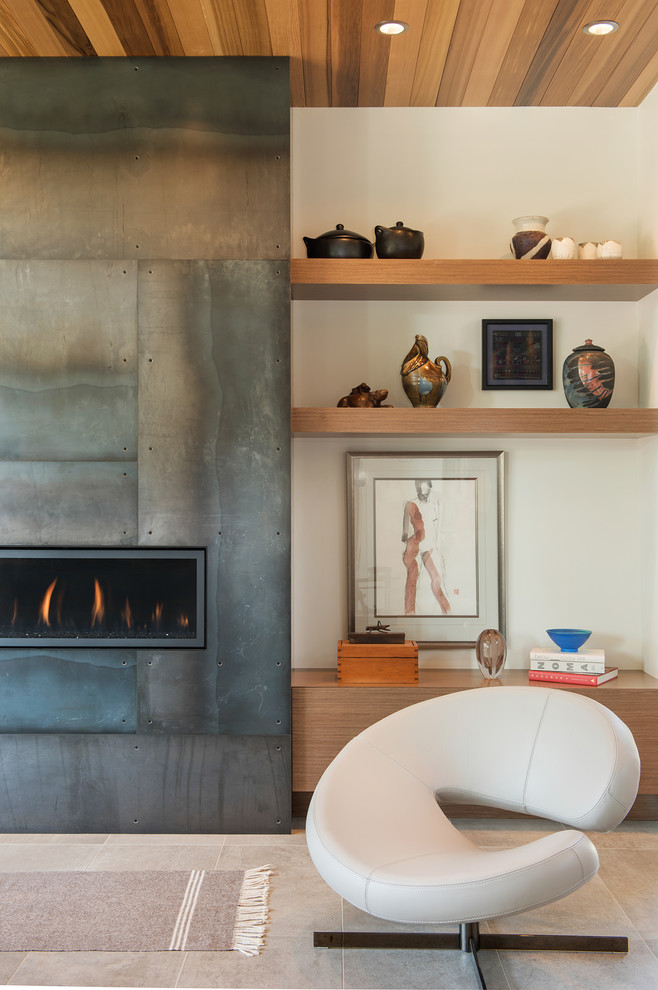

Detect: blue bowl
[546,628,592,652]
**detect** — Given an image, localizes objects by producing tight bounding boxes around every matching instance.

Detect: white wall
[291,107,638,260]
[638,83,658,679]
[291,106,647,672]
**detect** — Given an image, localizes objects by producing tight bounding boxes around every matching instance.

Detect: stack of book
[528,647,618,686]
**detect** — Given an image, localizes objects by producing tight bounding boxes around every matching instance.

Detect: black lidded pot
[374,220,425,259]
[303,224,373,259]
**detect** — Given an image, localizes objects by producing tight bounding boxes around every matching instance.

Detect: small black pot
[374,220,424,259]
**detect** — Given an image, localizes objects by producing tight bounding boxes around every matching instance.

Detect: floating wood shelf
[291,259,658,301]
[291,407,658,437]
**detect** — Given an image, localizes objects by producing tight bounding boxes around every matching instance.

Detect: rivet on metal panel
[276,745,282,751]
[147,660,152,666]
[217,661,223,666]
[276,719,281,725]
[276,661,281,666]
[134,745,139,750]
[121,660,127,666]
[276,818,281,824]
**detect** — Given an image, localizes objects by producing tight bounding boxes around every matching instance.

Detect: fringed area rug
[0,866,271,956]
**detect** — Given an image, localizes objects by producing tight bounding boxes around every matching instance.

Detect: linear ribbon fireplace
[0,548,206,648]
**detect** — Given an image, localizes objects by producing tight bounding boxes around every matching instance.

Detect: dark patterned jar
[562,339,615,408]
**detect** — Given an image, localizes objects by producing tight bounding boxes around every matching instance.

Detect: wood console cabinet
[292,669,658,817]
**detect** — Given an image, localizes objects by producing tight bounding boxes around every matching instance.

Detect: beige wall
[291,105,648,672]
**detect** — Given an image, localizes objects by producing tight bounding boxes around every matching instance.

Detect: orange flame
[38,578,58,627]
[121,597,132,630]
[91,578,104,627]
[11,597,18,627]
[177,613,189,629]
[152,602,163,630]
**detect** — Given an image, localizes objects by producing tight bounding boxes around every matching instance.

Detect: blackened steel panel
[209,261,291,736]
[0,651,136,733]
[137,654,220,734]
[137,261,290,736]
[0,261,137,461]
[0,462,137,545]
[0,733,291,833]
[0,58,289,261]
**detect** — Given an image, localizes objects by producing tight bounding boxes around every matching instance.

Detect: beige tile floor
[0,818,657,989]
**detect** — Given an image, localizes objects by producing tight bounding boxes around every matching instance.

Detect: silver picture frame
[347,451,505,647]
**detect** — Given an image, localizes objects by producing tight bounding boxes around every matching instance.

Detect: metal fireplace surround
[0,548,206,649]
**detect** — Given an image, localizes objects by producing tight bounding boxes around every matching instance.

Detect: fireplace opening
[0,548,206,648]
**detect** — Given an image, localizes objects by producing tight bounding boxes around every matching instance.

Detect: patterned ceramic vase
[400,334,451,407]
[562,339,615,408]
[510,215,551,260]
[475,629,507,679]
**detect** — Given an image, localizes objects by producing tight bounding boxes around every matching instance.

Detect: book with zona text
[529,647,606,674]
[528,667,618,686]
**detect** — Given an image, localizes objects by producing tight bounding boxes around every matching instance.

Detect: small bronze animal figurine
[337,383,391,408]
[366,621,391,634]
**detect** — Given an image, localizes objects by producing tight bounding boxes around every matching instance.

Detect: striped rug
[0,866,271,956]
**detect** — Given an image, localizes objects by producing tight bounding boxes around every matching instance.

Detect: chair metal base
[314,925,629,990]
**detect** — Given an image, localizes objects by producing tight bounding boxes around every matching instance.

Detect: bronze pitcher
[401,335,451,407]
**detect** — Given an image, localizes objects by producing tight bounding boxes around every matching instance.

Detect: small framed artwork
[482,318,553,389]
[347,451,505,647]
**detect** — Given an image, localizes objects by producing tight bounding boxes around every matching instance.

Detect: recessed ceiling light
[374,20,409,36]
[582,20,619,36]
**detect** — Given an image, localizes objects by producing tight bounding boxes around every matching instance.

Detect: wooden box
[337,640,419,684]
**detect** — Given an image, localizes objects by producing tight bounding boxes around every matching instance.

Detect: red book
[528,667,618,686]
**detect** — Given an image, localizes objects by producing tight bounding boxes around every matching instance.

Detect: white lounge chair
[306,686,640,989]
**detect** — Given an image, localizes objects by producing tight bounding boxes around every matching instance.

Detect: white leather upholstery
[306,686,640,925]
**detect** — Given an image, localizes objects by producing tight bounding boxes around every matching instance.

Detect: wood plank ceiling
[1,0,658,107]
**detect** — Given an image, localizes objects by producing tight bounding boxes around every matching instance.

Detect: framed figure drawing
[347,451,505,647]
